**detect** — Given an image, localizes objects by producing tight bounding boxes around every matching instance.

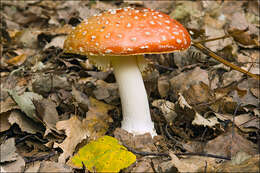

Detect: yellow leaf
[68,136,136,172]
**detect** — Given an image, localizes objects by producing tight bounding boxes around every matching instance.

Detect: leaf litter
[0,1,259,172]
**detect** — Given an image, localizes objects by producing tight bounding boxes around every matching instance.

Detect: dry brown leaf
[44,35,67,50]
[88,97,116,116]
[204,25,232,52]
[183,81,214,113]
[0,97,19,114]
[33,99,60,135]
[250,88,259,98]
[0,138,18,163]
[174,93,219,128]
[8,90,43,123]
[0,155,25,173]
[204,126,258,158]
[86,97,115,140]
[222,70,244,87]
[206,153,260,172]
[152,99,176,123]
[37,161,72,172]
[93,80,119,104]
[214,113,259,132]
[14,29,41,49]
[157,76,170,98]
[71,86,89,112]
[24,161,41,173]
[0,112,11,132]
[8,110,43,134]
[55,116,90,163]
[170,67,209,100]
[114,128,156,152]
[132,158,153,173]
[169,152,216,173]
[87,71,111,80]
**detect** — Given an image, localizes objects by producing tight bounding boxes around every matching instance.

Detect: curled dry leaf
[44,35,67,50]
[71,86,89,112]
[32,74,70,97]
[174,93,219,128]
[204,24,232,52]
[24,161,41,173]
[93,80,119,104]
[152,99,176,123]
[214,113,259,132]
[8,110,43,134]
[0,112,11,132]
[183,81,214,113]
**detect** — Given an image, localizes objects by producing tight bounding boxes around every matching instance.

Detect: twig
[192,42,260,80]
[175,152,231,160]
[123,143,170,157]
[193,35,231,44]
[153,64,175,71]
[15,134,48,144]
[192,28,248,44]
[230,102,243,157]
[150,159,158,173]
[24,150,57,164]
[204,161,207,173]
[164,123,182,145]
[123,143,231,160]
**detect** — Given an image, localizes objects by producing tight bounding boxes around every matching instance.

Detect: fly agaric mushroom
[63,7,191,137]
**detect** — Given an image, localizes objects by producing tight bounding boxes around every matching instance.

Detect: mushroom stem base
[111,55,156,137]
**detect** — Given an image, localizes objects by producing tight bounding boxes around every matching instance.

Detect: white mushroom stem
[111,56,156,137]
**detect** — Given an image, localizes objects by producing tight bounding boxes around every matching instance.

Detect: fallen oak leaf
[54,116,90,163]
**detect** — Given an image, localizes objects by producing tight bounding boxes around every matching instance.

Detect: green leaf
[68,135,136,172]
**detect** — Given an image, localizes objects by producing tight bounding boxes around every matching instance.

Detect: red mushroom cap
[64,7,191,56]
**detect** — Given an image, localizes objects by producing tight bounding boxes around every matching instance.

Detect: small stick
[123,143,231,160]
[192,42,260,80]
[24,150,57,164]
[192,28,248,44]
